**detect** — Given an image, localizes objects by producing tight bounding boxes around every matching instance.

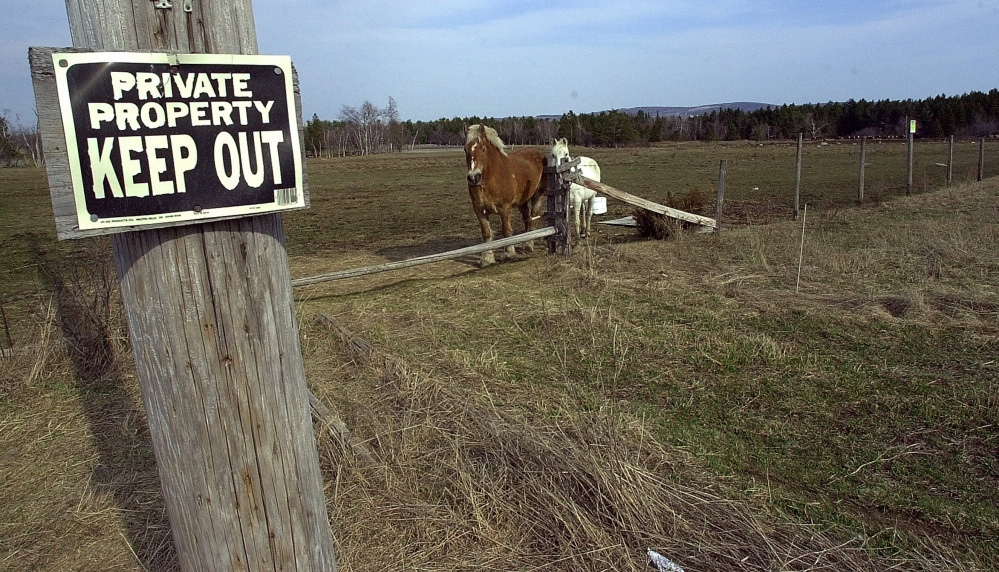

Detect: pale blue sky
[2,0,997,126]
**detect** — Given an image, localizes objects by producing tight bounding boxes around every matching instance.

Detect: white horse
[549,138,601,239]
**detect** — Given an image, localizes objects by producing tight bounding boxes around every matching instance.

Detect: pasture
[287,138,992,260]
[1,140,997,571]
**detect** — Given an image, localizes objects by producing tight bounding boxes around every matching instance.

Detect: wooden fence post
[54,1,338,570]
[907,127,914,195]
[544,161,572,255]
[715,159,726,235]
[858,136,866,204]
[980,137,986,182]
[794,134,802,220]
[947,135,954,186]
[0,296,11,353]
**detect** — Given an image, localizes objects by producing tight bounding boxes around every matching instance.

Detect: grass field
[1,140,997,571]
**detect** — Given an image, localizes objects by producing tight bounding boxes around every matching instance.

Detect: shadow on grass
[376,233,560,268]
[40,239,177,571]
[375,235,481,265]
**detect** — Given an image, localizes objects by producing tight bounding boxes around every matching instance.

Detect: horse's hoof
[480,251,496,267]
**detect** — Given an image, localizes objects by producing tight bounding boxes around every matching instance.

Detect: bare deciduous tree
[0,110,43,167]
[338,98,400,155]
[0,112,20,166]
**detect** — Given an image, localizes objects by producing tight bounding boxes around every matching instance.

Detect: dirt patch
[878,296,913,318]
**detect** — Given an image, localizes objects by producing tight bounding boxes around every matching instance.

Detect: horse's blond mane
[466,124,508,156]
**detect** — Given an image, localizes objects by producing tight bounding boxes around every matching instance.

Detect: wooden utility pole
[793,134,802,220]
[49,1,338,570]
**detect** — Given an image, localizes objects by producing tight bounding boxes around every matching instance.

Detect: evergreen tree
[302,89,999,153]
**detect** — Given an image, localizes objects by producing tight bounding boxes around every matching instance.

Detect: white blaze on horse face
[469,144,479,172]
[467,141,483,185]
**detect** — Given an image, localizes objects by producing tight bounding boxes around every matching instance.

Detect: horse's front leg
[569,187,583,241]
[499,207,517,261]
[581,196,593,239]
[475,208,496,267]
[519,200,540,253]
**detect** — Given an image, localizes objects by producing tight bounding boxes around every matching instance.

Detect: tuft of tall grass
[306,317,913,572]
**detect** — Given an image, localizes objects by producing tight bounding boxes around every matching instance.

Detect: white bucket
[592,196,608,215]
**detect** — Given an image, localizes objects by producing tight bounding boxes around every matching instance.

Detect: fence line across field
[854,136,988,203]
[291,227,556,287]
[291,135,992,288]
[292,161,716,287]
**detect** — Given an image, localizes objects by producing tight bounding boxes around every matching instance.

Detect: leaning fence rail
[291,227,556,287]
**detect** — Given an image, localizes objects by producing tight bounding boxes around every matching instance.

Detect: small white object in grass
[647,549,684,572]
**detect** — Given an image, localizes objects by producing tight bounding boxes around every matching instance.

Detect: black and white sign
[53,52,304,230]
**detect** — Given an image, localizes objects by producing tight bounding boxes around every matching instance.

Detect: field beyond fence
[1,140,997,571]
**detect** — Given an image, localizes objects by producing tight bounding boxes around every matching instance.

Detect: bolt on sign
[52,52,304,232]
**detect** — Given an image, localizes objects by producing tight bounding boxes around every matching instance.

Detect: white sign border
[52,51,304,231]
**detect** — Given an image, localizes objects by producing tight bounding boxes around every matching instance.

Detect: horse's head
[464,124,507,187]
[549,137,571,166]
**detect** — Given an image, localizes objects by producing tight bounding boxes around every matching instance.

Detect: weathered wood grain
[292,227,556,287]
[574,176,718,228]
[46,1,337,571]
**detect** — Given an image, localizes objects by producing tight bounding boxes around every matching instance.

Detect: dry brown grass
[1,243,176,572]
[2,154,996,571]
[291,178,997,571]
[303,317,906,572]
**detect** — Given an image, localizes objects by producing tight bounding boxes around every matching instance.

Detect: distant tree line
[0,112,43,167]
[306,89,999,157]
[304,98,405,157]
[5,89,999,165]
[683,90,999,142]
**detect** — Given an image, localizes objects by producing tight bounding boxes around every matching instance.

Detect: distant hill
[538,102,775,120]
[617,102,775,117]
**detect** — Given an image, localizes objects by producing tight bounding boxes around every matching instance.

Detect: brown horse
[463,124,547,267]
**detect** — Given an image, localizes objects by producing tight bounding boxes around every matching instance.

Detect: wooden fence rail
[575,176,717,229]
[296,136,991,290]
[292,227,556,287]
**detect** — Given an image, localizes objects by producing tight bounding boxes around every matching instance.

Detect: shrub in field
[633,187,708,239]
